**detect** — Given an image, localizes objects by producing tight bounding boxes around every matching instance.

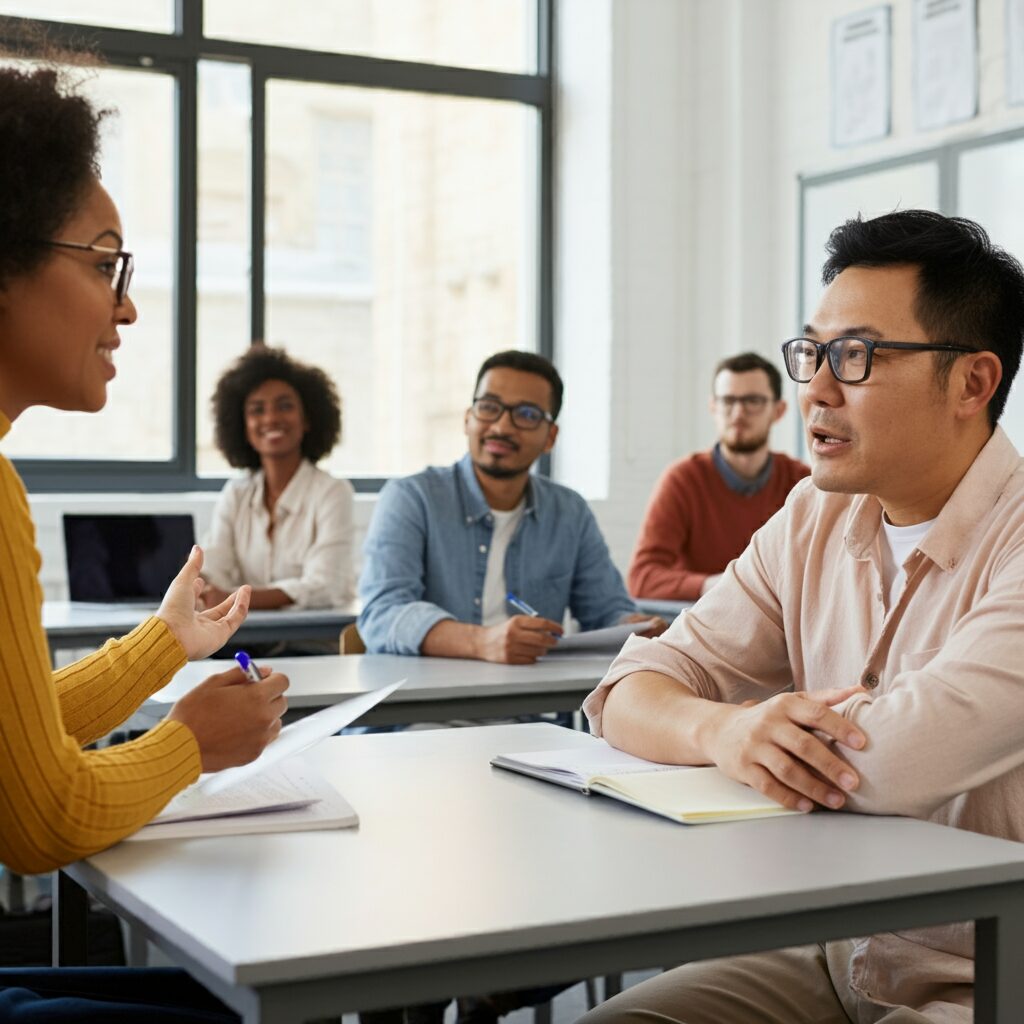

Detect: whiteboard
[801,161,940,325]
[958,137,1024,451]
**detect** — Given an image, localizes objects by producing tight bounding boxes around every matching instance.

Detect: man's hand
[167,666,289,772]
[475,615,563,664]
[156,546,250,661]
[704,687,867,812]
[622,612,668,637]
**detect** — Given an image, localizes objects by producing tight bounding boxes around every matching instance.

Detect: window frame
[4,0,554,493]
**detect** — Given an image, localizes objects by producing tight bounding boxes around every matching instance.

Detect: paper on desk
[130,756,358,839]
[544,619,658,655]
[198,678,405,796]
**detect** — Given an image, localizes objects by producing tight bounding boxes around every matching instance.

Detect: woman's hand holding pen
[475,615,564,664]
[167,662,289,772]
[156,545,251,661]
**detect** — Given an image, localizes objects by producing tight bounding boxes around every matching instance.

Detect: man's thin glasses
[42,240,134,304]
[470,397,554,431]
[713,394,771,413]
[781,336,975,385]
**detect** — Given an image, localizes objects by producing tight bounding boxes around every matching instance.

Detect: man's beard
[474,458,527,480]
[723,428,770,455]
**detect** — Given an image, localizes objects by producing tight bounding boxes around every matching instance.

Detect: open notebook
[491,737,799,825]
[128,756,357,840]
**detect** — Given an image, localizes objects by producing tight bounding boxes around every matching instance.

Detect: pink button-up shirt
[585,426,1024,1017]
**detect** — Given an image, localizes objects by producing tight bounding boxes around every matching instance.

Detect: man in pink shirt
[582,210,1024,1024]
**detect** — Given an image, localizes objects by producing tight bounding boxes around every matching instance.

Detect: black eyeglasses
[713,394,772,413]
[42,240,135,304]
[781,336,975,385]
[470,397,554,431]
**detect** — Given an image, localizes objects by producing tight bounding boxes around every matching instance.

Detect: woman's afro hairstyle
[211,344,342,469]
[0,46,109,290]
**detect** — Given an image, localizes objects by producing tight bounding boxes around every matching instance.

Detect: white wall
[25,0,1024,595]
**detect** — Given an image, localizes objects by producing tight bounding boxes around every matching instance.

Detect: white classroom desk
[42,601,360,655]
[633,597,693,619]
[56,724,1024,1024]
[151,653,616,726]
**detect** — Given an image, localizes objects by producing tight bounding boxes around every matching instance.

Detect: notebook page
[492,739,683,786]
[155,760,316,824]
[592,766,796,823]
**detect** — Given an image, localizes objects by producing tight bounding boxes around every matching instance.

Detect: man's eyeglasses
[781,336,975,385]
[42,240,134,304]
[713,394,772,413]
[470,397,554,431]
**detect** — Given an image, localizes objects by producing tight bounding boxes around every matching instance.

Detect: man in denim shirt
[358,350,663,660]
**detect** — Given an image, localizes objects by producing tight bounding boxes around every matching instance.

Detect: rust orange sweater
[628,449,810,601]
[0,414,201,874]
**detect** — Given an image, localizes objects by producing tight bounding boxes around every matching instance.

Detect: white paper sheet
[197,679,404,795]
[544,618,658,655]
[913,0,977,131]
[831,6,891,147]
[1009,0,1024,106]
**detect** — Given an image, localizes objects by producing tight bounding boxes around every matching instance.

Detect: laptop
[63,513,196,605]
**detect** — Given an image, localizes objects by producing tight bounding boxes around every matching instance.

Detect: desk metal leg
[127,923,149,966]
[975,888,1024,1024]
[52,870,88,966]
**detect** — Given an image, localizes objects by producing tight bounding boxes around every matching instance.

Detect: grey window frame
[5,0,554,493]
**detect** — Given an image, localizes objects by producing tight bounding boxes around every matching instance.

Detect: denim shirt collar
[456,452,539,522]
[712,443,774,496]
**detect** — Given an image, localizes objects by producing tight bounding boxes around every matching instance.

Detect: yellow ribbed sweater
[0,414,201,874]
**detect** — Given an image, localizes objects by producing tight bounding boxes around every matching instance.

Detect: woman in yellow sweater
[0,60,288,1021]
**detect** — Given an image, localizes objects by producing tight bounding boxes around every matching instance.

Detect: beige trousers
[578,942,968,1024]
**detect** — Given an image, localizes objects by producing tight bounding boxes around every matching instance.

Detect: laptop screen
[63,514,196,603]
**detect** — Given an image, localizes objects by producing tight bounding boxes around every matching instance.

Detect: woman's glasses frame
[41,240,134,304]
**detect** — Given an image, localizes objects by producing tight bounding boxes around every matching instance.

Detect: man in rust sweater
[628,352,809,601]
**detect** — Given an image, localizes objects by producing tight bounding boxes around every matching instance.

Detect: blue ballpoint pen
[234,650,262,683]
[506,592,540,617]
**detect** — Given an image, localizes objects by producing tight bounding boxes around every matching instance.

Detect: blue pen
[506,592,540,617]
[234,650,262,683]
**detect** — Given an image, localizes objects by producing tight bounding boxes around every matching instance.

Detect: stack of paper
[126,679,405,840]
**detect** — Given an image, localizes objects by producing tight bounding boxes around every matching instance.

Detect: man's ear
[542,422,559,454]
[772,398,788,424]
[954,351,1001,422]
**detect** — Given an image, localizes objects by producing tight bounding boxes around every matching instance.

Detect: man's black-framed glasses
[43,240,135,304]
[781,336,975,385]
[712,394,772,413]
[470,397,554,431]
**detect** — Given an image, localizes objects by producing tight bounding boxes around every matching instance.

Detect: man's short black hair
[474,349,564,420]
[211,345,342,469]
[712,352,783,401]
[822,210,1024,427]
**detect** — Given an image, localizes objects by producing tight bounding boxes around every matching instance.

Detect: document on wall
[1009,0,1024,106]
[831,6,891,147]
[913,0,977,131]
[543,618,659,655]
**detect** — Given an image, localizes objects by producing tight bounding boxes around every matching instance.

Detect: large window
[1,1,552,491]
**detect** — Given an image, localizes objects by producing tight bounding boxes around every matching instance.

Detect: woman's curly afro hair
[212,345,342,469]
[0,56,108,289]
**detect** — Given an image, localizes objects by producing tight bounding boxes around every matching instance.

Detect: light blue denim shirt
[358,453,638,655]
